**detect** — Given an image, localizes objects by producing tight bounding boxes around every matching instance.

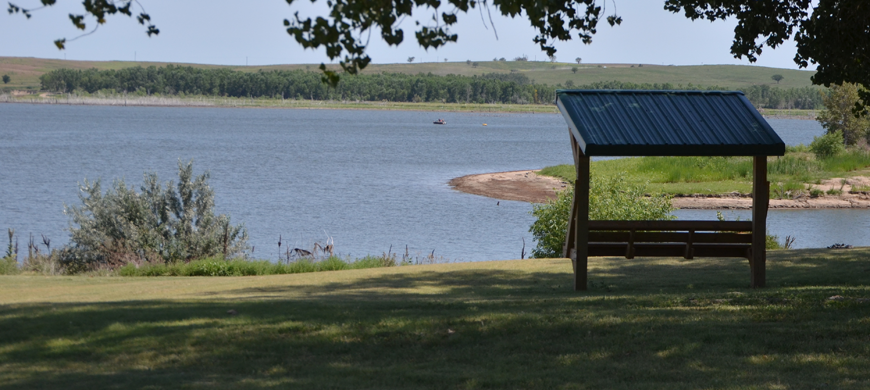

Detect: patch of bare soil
[450,172,870,209]
[448,170,569,203]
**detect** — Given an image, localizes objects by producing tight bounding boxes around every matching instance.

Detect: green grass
[539,151,870,197]
[2,248,870,389]
[117,256,397,277]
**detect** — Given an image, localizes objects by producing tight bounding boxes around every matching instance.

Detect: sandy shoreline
[449,170,870,209]
[448,170,570,203]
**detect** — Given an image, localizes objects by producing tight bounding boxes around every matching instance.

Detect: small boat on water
[433,119,446,125]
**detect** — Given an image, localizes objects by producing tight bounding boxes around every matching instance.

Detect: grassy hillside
[2,248,870,389]
[1,56,817,92]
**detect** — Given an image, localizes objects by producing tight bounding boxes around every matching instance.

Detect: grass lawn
[2,248,870,389]
[539,152,870,197]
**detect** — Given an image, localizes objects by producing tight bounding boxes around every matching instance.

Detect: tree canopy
[817,82,870,145]
[8,0,869,91]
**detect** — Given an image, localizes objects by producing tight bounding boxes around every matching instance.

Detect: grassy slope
[2,248,870,389]
[1,56,817,91]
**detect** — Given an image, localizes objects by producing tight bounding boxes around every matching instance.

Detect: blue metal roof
[556,90,785,156]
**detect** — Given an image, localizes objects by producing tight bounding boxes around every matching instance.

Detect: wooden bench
[586,220,754,260]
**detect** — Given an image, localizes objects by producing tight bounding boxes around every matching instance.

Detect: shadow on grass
[2,249,869,389]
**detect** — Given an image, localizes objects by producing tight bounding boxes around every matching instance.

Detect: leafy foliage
[8,0,158,49]
[529,175,674,258]
[810,130,846,159]
[63,161,247,271]
[282,0,619,85]
[817,82,870,145]
[0,256,18,275]
[11,0,870,97]
[665,0,870,107]
[771,74,784,84]
[2,74,9,84]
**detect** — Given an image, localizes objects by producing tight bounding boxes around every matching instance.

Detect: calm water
[0,104,863,260]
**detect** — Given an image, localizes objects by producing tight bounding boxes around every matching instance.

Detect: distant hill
[0,56,817,92]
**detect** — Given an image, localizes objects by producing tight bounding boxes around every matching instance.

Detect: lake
[0,103,864,261]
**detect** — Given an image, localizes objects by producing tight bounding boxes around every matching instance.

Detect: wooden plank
[685,230,694,260]
[574,143,590,291]
[693,244,752,258]
[588,232,753,244]
[589,243,751,258]
[588,220,753,231]
[751,156,768,287]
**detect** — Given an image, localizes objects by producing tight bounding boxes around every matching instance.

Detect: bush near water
[529,175,674,258]
[1,161,437,276]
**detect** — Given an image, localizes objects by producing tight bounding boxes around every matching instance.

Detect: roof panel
[556,90,786,156]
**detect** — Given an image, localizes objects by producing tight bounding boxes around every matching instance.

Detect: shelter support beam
[751,156,769,288]
[563,132,589,291]
[563,133,578,260]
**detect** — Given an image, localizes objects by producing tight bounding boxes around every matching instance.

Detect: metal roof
[556,90,785,156]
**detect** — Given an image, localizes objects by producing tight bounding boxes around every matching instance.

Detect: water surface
[0,104,859,261]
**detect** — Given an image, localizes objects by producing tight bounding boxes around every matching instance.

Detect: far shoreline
[450,170,870,209]
[0,93,561,114]
[1,93,819,118]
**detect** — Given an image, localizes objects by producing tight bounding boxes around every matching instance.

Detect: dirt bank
[448,170,569,203]
[449,170,870,209]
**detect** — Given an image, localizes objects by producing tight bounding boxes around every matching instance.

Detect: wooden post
[574,143,590,291]
[563,133,579,260]
[751,156,769,288]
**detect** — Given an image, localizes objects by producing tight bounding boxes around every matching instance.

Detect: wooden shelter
[555,90,785,291]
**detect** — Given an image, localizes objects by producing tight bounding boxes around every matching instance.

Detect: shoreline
[450,170,870,209]
[1,94,819,117]
[0,94,560,114]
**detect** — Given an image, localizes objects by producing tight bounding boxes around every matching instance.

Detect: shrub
[717,212,786,250]
[0,256,18,275]
[766,234,783,250]
[63,161,248,271]
[529,175,674,258]
[22,250,67,275]
[785,144,810,153]
[810,130,845,159]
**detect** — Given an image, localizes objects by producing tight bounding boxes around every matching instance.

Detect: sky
[2,0,811,70]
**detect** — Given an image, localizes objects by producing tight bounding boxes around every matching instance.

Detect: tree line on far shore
[39,65,824,109]
[39,66,558,104]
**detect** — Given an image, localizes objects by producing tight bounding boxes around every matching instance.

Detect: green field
[1,56,817,92]
[2,248,870,389]
[539,151,870,197]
